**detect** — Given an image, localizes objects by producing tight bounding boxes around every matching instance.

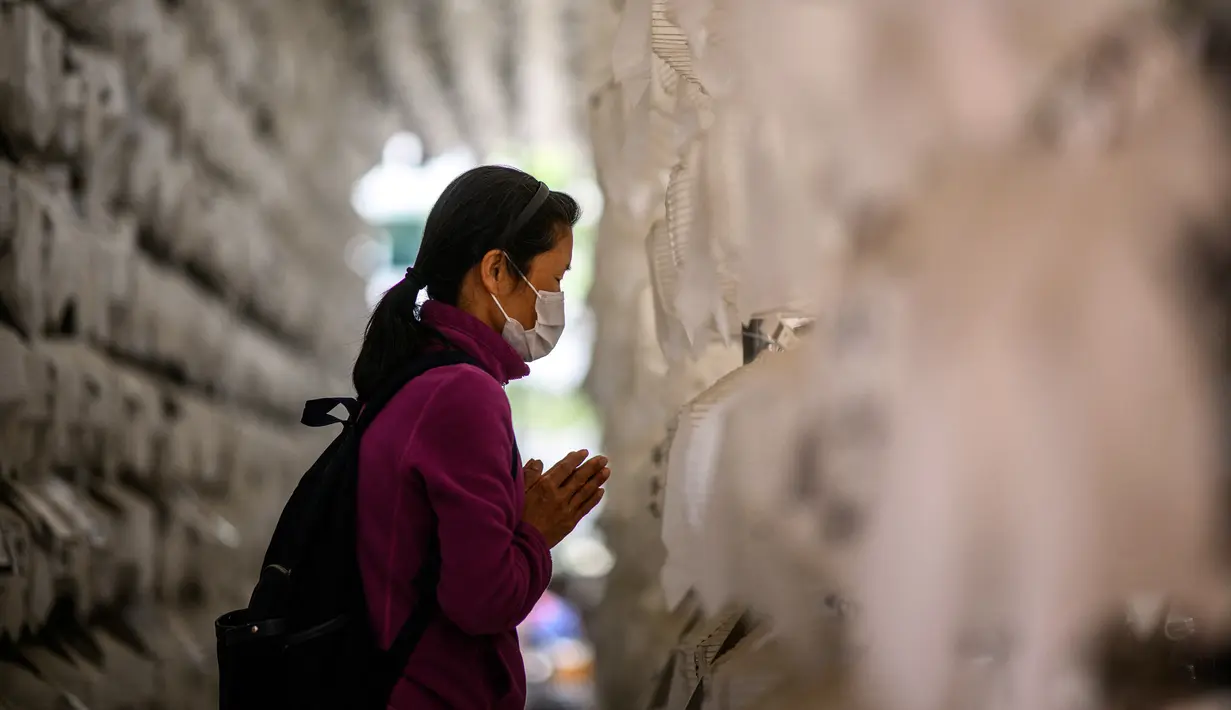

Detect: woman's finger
[562,457,607,497]
[523,459,544,491]
[571,488,606,523]
[569,466,610,506]
[545,450,589,486]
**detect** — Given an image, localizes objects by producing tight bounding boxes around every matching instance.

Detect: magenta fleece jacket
[357,300,553,709]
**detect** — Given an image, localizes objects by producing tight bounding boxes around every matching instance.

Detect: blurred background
[8,1,1231,710]
[0,1,641,708]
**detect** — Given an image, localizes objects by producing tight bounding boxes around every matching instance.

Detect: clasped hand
[521,450,610,548]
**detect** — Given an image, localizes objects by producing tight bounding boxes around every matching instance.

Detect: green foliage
[506,384,599,432]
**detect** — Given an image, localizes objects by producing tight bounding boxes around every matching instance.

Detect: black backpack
[215,350,489,710]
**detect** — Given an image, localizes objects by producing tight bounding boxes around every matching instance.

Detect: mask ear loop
[490,290,515,322]
[501,251,541,295]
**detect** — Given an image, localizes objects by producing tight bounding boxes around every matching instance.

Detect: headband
[498,182,551,245]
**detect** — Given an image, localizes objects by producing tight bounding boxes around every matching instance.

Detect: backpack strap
[380,550,441,685]
[301,397,361,427]
[380,428,523,687]
[355,350,480,432]
[300,351,479,431]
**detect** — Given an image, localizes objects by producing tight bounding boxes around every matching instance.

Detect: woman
[353,165,610,709]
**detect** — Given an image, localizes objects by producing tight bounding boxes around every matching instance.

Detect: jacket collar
[420,300,530,385]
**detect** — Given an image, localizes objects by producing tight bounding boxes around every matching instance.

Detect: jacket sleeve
[410,366,553,636]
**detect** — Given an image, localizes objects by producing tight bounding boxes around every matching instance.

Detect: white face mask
[491,260,566,362]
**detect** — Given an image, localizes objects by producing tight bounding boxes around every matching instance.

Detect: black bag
[215,350,480,710]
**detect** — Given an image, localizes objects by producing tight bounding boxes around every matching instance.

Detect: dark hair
[352,165,581,400]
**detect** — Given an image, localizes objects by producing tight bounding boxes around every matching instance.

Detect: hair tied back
[404,266,425,291]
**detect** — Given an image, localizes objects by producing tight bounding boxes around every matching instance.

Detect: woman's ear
[478,249,507,295]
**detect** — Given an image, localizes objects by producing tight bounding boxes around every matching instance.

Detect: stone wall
[0,1,388,707]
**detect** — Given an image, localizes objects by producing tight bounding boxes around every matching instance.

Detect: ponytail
[351,268,434,401]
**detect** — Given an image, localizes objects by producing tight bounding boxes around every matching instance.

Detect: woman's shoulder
[394,362,515,458]
[406,361,510,413]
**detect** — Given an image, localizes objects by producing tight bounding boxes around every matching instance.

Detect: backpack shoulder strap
[298,350,478,431]
[379,429,523,686]
[355,350,480,431]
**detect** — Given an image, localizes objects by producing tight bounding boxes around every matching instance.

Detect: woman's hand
[521,450,610,548]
